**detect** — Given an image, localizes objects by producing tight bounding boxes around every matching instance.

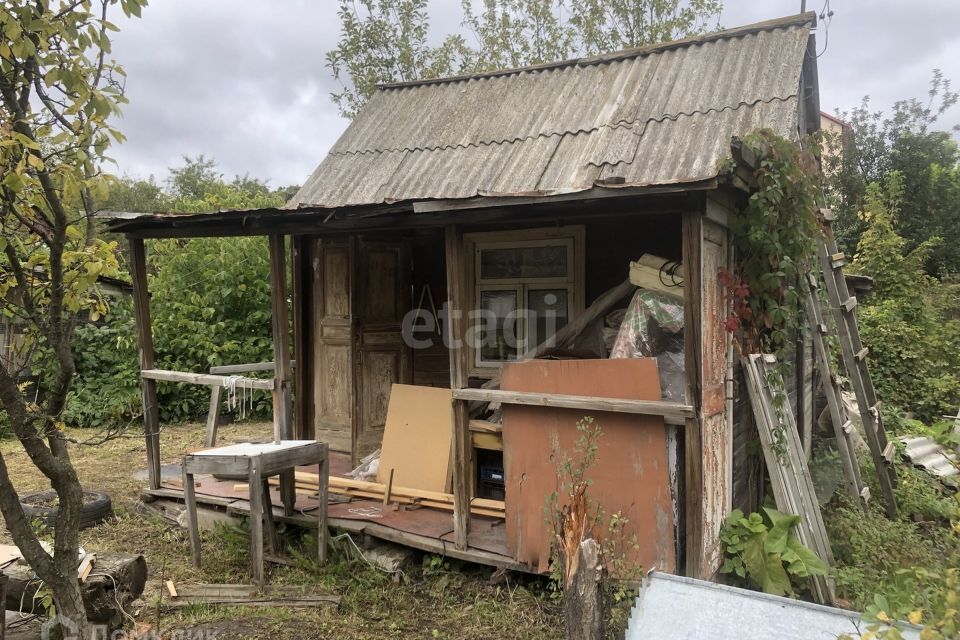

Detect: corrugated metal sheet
[289,14,813,209]
[901,436,959,479]
[626,572,921,640]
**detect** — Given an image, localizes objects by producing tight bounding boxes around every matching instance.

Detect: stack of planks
[247,472,506,519]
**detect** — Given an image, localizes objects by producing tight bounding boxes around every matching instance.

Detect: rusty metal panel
[287,15,813,209]
[500,358,676,575]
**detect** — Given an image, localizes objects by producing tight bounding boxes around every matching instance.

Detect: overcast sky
[106,0,960,189]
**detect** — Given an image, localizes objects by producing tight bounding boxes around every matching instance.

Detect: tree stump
[564,538,605,640]
[2,554,147,629]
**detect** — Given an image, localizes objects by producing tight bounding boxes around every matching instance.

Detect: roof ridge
[328,95,799,157]
[377,12,815,91]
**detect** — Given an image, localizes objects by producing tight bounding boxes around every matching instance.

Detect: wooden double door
[311,236,412,462]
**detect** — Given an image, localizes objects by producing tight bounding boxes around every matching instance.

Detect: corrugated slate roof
[288,13,814,209]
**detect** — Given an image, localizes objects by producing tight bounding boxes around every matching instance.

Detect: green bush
[852,174,960,422]
[825,454,960,616]
[148,236,275,423]
[60,300,140,428]
[54,157,294,427]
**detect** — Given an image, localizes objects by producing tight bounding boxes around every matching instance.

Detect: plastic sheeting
[610,289,686,401]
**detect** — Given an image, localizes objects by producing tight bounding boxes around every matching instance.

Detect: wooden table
[182,441,328,587]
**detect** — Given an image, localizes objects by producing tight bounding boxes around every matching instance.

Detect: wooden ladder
[805,271,869,511]
[816,209,898,518]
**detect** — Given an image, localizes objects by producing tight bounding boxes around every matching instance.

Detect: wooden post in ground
[564,538,604,640]
[444,225,471,551]
[129,238,161,490]
[269,235,296,515]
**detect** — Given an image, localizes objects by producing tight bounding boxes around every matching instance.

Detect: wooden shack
[104,13,821,579]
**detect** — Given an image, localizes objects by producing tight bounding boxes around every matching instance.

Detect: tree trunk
[564,538,605,640]
[3,554,147,631]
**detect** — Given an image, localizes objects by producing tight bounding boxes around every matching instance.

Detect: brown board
[501,358,676,574]
[376,384,453,493]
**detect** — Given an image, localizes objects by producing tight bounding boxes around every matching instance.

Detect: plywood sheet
[376,384,453,492]
[501,358,676,574]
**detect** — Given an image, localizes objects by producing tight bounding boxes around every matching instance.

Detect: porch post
[291,235,311,439]
[682,212,705,579]
[268,234,293,442]
[444,225,471,550]
[269,234,296,514]
[129,238,162,490]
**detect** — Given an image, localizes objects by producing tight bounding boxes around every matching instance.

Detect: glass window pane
[479,290,519,362]
[527,289,568,348]
[479,244,568,280]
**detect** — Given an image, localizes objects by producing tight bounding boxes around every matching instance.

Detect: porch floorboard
[146,454,520,571]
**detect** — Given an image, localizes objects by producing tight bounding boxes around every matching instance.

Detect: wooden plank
[209,361,293,375]
[468,420,502,433]
[269,234,296,514]
[292,233,311,439]
[182,470,202,568]
[742,354,835,605]
[130,238,162,490]
[376,385,453,492]
[248,456,264,589]
[472,431,503,451]
[444,225,471,551]
[269,234,293,444]
[681,210,704,580]
[204,384,223,448]
[140,369,274,390]
[383,468,394,506]
[452,388,693,423]
[317,447,329,566]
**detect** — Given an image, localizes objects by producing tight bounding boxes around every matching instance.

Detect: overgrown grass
[824,451,960,615]
[0,422,562,639]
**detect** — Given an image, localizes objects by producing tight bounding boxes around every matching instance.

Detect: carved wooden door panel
[353,238,411,462]
[311,238,354,453]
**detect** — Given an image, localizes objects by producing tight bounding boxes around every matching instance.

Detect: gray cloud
[107,0,960,187]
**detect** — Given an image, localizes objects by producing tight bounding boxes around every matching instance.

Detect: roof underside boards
[289,14,813,209]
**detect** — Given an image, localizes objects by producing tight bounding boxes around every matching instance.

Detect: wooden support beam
[130,238,161,490]
[452,388,693,424]
[291,234,311,439]
[204,384,223,448]
[268,235,296,515]
[445,225,471,551]
[269,235,293,443]
[209,361,296,375]
[681,211,704,579]
[140,369,274,390]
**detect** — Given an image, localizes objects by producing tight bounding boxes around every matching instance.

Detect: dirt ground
[0,422,562,639]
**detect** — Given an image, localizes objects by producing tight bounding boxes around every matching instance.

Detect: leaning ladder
[805,271,868,511]
[815,209,898,518]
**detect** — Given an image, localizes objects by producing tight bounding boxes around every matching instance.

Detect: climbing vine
[721,129,823,457]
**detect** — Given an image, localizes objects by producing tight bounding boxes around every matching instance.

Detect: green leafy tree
[61,157,295,426]
[824,71,960,275]
[0,0,145,636]
[328,0,722,118]
[850,173,960,422]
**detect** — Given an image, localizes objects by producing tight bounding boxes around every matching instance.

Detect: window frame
[464,226,584,377]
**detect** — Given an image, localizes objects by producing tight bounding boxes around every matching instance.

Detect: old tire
[19,490,113,529]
